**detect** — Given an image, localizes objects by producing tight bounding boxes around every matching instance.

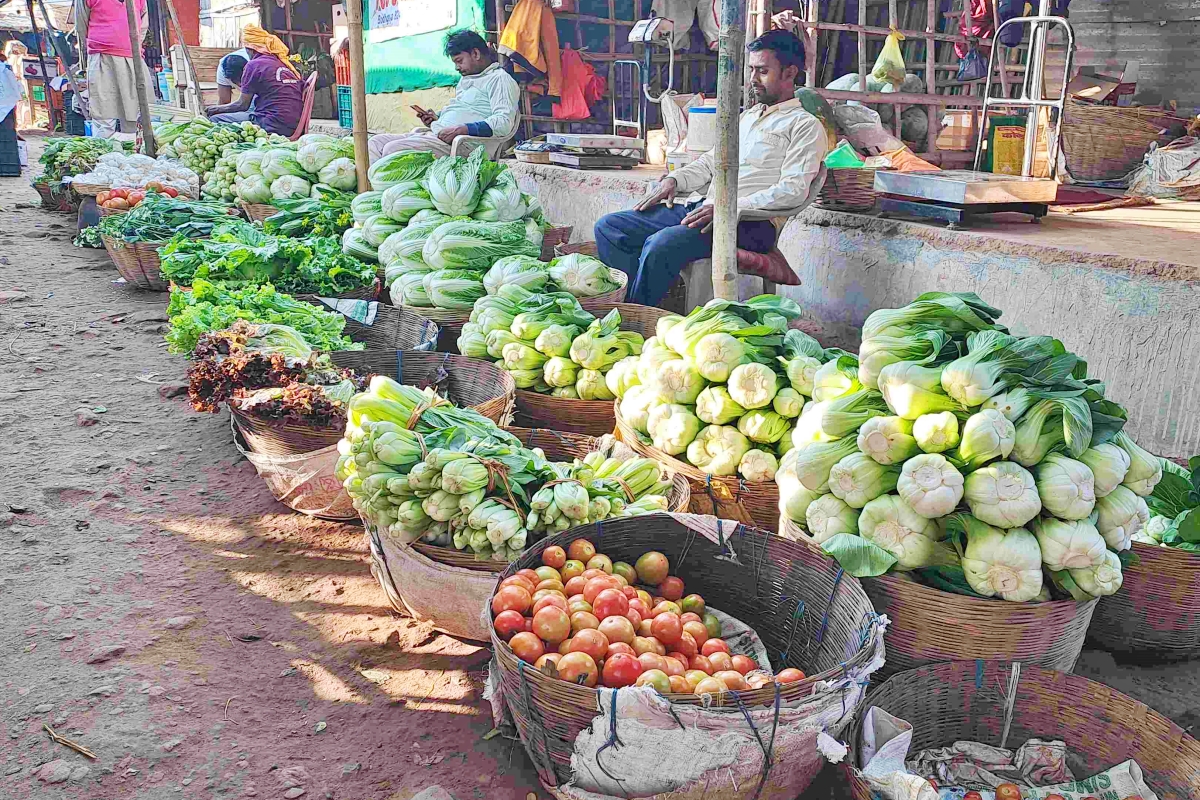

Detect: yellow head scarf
[242,24,301,78]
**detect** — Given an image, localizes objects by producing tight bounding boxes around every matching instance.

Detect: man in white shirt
[215,48,253,105]
[367,30,520,163]
[594,29,828,305]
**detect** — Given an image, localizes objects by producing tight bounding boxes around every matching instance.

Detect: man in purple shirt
[206,26,302,136]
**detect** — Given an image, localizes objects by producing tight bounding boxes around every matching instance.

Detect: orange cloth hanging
[553,47,591,120]
[499,0,563,100]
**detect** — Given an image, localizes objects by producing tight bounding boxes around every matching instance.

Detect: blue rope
[594,689,626,787]
[517,660,557,782]
[815,567,845,646]
[779,597,807,665]
[395,349,404,381]
[975,659,984,689]
[748,684,783,800]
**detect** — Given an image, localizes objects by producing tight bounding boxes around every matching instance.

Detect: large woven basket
[553,242,630,309]
[32,182,63,211]
[229,407,346,458]
[101,236,169,291]
[69,181,109,197]
[815,168,878,212]
[1062,100,1184,182]
[615,407,780,532]
[777,518,1098,678]
[295,278,382,307]
[1088,542,1200,658]
[513,302,667,436]
[540,224,574,261]
[98,205,128,218]
[490,512,885,790]
[844,660,1200,800]
[406,426,691,573]
[341,305,439,352]
[329,349,516,427]
[239,201,277,223]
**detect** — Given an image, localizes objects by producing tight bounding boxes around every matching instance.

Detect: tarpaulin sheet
[364,0,485,94]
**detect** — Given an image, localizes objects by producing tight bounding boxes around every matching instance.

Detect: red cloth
[955,0,995,58]
[553,46,593,120]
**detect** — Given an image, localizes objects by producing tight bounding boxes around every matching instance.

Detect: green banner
[363,0,486,94]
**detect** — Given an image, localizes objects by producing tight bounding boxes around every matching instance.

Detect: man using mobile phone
[367,29,520,163]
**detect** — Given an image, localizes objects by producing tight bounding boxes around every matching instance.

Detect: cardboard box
[935,110,977,151]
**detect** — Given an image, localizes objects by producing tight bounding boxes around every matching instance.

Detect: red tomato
[702,613,722,639]
[533,595,569,616]
[592,589,629,620]
[689,654,714,675]
[658,576,685,601]
[493,610,525,640]
[684,670,708,689]
[636,669,670,692]
[606,642,635,658]
[567,598,592,615]
[558,638,573,654]
[96,191,111,204]
[106,197,129,209]
[542,545,566,569]
[524,617,534,633]
[509,631,545,662]
[632,636,659,656]
[730,655,758,675]
[581,568,608,582]
[668,675,691,693]
[680,612,702,625]
[534,653,561,671]
[651,601,682,617]
[693,676,727,697]
[682,620,709,648]
[637,652,667,673]
[492,585,532,616]
[634,551,670,584]
[1042,796,1066,800]
[962,793,983,800]
[144,180,164,192]
[567,539,596,563]
[674,631,698,658]
[586,554,613,574]
[995,785,1022,800]
[127,190,145,205]
[700,638,731,657]
[650,613,683,647]
[534,566,561,583]
[612,561,637,585]
[535,579,565,595]
[500,575,535,593]
[162,186,179,198]
[601,653,643,688]
[635,589,653,608]
[621,585,638,600]
[557,652,599,687]
[679,594,705,615]
[598,615,635,645]
[532,607,571,644]
[563,576,588,597]
[637,619,654,637]
[110,188,128,199]
[560,560,585,582]
[661,656,686,677]
[625,608,642,628]
[583,577,620,605]
[532,589,565,607]
[628,599,650,617]
[708,652,734,673]
[569,628,610,662]
[569,611,599,634]
[714,670,748,691]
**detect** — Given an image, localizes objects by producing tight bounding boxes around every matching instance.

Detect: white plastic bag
[233,427,356,520]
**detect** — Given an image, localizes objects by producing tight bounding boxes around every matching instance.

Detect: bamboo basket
[409,427,690,573]
[1062,100,1183,182]
[239,201,277,223]
[540,224,574,261]
[100,235,169,291]
[295,278,381,307]
[98,205,127,218]
[1088,542,1200,658]
[814,168,878,212]
[69,181,108,197]
[553,242,630,309]
[513,302,668,436]
[490,512,885,791]
[615,406,780,532]
[341,305,439,352]
[843,660,1200,800]
[32,182,61,210]
[777,518,1099,677]
[328,349,516,427]
[229,407,346,458]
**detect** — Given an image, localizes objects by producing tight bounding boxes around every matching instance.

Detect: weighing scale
[544,133,646,170]
[612,14,676,150]
[875,0,1074,229]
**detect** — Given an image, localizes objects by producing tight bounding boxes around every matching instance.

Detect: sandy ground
[1,137,1197,800]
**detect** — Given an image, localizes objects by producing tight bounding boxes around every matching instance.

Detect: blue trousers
[594,202,778,306]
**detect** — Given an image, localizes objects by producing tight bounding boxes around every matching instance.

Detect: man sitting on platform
[593,29,828,306]
[367,30,521,163]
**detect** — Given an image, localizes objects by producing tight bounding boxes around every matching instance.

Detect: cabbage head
[962,461,1040,528]
[652,359,707,405]
[792,436,860,492]
[423,219,542,272]
[361,214,406,247]
[1031,517,1106,572]
[1034,454,1096,520]
[686,425,751,476]
[235,175,272,204]
[777,449,823,524]
[691,333,748,383]
[897,453,964,519]
[696,386,745,426]
[605,356,642,399]
[270,174,312,200]
[806,494,860,543]
[484,255,550,295]
[1069,549,1123,597]
[649,405,702,455]
[389,212,449,271]
[736,410,791,445]
[381,181,435,224]
[351,191,384,224]
[1114,431,1163,497]
[1095,485,1149,551]
[958,409,1016,470]
[772,388,804,419]
[728,363,778,410]
[425,147,498,216]
[297,140,342,173]
[859,494,944,570]
[314,156,356,191]
[342,227,378,262]
[368,150,436,191]
[913,412,960,454]
[260,148,309,182]
[829,452,900,509]
[739,449,778,482]
[548,254,620,298]
[1079,443,1131,498]
[620,385,662,435]
[236,149,266,178]
[473,172,528,222]
[857,416,920,465]
[957,514,1043,601]
[576,368,616,401]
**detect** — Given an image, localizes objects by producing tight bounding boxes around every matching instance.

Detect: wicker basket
[1062,100,1184,182]
[294,278,381,307]
[98,205,127,218]
[615,406,780,532]
[491,512,885,790]
[553,242,630,309]
[406,427,691,573]
[240,201,277,223]
[69,181,109,197]
[513,302,668,436]
[776,518,1099,677]
[1088,542,1200,658]
[815,168,878,212]
[32,182,61,211]
[328,349,516,427]
[340,305,440,352]
[230,407,345,458]
[540,224,574,261]
[100,235,169,291]
[843,660,1200,800]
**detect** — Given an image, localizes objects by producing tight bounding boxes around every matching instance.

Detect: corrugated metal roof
[1071,0,1200,111]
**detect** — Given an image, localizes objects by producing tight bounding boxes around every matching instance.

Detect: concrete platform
[510,161,1200,458]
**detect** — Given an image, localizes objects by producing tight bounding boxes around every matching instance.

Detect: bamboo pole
[33,0,84,110]
[161,0,205,113]
[125,0,156,154]
[710,0,745,302]
[345,0,371,191]
[857,0,867,91]
[924,0,936,156]
[24,0,58,130]
[804,0,817,88]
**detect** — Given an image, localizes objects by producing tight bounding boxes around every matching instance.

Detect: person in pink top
[74,0,153,138]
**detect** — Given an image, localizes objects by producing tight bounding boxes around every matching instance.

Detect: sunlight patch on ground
[292,659,368,703]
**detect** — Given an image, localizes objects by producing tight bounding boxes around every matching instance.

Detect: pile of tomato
[492,539,807,695]
[96,182,180,211]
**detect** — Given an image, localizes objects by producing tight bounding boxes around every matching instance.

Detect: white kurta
[86,52,152,123]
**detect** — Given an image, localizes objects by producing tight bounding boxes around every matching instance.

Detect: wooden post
[346,0,371,191]
[161,0,205,114]
[857,0,866,92]
[125,0,156,154]
[24,0,58,130]
[804,0,817,88]
[710,0,745,303]
[924,0,937,156]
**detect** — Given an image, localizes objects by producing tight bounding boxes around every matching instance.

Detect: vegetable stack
[456,288,644,398]
[156,118,280,187]
[776,291,1158,605]
[37,136,128,185]
[224,133,356,206]
[613,295,811,482]
[335,378,674,561]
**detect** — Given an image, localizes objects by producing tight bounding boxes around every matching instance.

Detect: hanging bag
[956,43,989,82]
[871,30,907,87]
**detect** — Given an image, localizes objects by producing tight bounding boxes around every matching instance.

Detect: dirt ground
[1,137,1197,800]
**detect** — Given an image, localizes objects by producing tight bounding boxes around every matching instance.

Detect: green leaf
[1148,469,1193,519]
[914,565,990,599]
[820,533,897,577]
[1116,548,1140,570]
[1176,509,1200,544]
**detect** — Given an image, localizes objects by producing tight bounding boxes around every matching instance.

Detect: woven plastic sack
[872,31,907,87]
[233,429,356,520]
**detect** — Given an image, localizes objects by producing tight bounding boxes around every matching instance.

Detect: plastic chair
[450,134,513,159]
[289,73,319,141]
